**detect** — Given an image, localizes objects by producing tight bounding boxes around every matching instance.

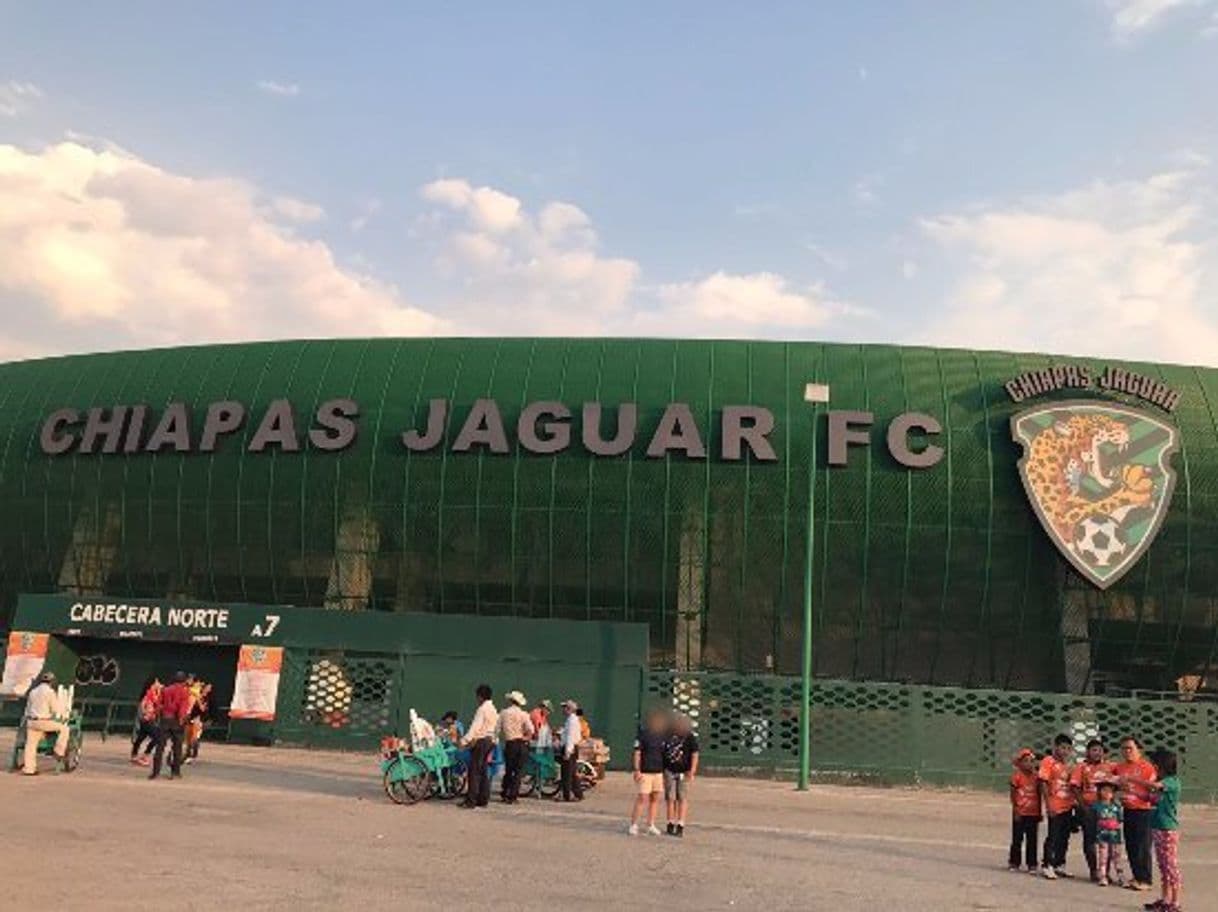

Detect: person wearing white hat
[21,671,69,775]
[498,690,535,804]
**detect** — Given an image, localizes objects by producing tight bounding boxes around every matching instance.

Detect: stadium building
[1,336,1214,701]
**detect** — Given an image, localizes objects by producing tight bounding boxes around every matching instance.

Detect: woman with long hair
[130,676,162,766]
[185,681,213,763]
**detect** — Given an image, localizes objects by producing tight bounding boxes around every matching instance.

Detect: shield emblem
[1011,400,1179,589]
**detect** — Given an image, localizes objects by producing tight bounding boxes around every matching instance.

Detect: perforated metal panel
[647,671,1218,802]
[280,651,399,744]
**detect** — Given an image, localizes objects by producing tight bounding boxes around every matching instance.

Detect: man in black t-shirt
[663,714,700,837]
[628,708,669,836]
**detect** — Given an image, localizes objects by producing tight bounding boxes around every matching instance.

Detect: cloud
[0,140,859,359]
[1106,0,1216,38]
[853,173,883,208]
[271,196,324,223]
[349,198,382,233]
[421,178,523,233]
[805,242,848,271]
[0,81,42,117]
[416,178,864,338]
[919,162,1218,365]
[734,202,779,219]
[640,272,859,336]
[0,140,446,357]
[256,80,300,97]
[418,179,638,333]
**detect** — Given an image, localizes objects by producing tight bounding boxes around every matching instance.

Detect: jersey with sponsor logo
[1011,770,1042,817]
[1039,755,1075,816]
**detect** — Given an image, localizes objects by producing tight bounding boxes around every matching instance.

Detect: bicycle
[381,738,468,805]
[518,747,599,797]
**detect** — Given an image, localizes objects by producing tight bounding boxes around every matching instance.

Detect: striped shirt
[498,705,536,742]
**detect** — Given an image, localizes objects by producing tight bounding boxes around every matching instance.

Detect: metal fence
[645,670,1218,803]
[7,632,1216,803]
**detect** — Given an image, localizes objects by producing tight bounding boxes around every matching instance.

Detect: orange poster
[1,632,50,696]
[230,645,284,721]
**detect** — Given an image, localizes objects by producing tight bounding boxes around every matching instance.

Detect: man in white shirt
[22,672,69,775]
[558,699,584,802]
[460,683,498,809]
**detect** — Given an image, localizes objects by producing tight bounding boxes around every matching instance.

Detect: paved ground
[3,733,1216,912]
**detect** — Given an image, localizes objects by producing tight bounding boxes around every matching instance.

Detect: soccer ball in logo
[1074,516,1127,567]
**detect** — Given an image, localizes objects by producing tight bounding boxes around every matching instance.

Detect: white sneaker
[1042,867,1057,880]
[627,824,639,836]
[646,825,662,836]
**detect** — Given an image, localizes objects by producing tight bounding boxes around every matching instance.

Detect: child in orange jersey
[1009,748,1042,873]
[1071,738,1117,881]
[1039,734,1077,879]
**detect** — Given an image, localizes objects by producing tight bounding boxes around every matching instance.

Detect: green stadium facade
[1,337,1215,696]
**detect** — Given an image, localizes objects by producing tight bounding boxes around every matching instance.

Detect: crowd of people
[425,685,701,838]
[1009,734,1183,911]
[432,685,591,809]
[130,671,214,780]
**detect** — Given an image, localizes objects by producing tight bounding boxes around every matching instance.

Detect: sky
[2,1,1217,366]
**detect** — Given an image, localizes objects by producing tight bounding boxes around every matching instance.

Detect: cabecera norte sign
[37,398,947,468]
[56,598,285,644]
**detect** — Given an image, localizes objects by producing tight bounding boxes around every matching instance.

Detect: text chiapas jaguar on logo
[1011,401,1179,589]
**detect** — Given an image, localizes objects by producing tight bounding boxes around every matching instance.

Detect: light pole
[798,382,830,791]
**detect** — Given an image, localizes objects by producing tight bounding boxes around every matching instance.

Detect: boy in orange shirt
[1071,738,1116,882]
[1039,734,1076,879]
[1009,748,1042,873]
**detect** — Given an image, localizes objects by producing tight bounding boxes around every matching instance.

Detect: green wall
[1,338,1216,692]
[5,594,648,760]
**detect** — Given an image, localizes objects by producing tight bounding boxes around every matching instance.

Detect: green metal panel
[0,338,1215,693]
[646,670,1218,803]
[270,649,643,760]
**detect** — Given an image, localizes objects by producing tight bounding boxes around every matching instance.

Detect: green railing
[0,695,140,741]
[645,671,1218,803]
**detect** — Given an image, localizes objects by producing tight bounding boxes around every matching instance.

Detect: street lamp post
[798,382,830,792]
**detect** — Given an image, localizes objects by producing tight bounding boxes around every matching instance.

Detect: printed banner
[230,645,284,721]
[0,632,50,697]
